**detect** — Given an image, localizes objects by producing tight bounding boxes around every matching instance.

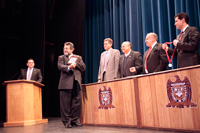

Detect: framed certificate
[67,55,79,65]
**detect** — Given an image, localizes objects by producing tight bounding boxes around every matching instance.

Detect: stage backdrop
[84,0,200,83]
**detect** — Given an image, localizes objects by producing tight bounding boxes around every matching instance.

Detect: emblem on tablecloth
[166,74,197,108]
[98,85,115,110]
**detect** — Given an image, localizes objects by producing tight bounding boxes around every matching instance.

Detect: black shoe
[71,122,82,126]
[65,123,72,128]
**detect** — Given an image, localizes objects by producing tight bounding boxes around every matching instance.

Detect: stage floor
[0,117,179,133]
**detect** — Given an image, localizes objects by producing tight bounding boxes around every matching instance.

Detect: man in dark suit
[163,12,200,68]
[58,42,86,128]
[143,33,168,74]
[18,58,42,83]
[118,41,143,78]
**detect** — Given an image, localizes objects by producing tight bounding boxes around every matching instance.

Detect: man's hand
[172,39,178,47]
[69,63,76,69]
[130,67,136,72]
[162,43,168,51]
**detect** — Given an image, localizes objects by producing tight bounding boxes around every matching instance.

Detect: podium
[81,65,200,132]
[3,80,48,127]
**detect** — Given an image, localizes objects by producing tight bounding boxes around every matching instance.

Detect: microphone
[10,68,22,80]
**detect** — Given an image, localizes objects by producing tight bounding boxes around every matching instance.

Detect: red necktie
[145,47,152,71]
[179,31,184,41]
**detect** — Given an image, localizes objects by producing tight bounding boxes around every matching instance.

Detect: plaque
[67,55,79,65]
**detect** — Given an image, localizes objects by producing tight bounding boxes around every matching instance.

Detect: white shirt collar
[28,67,33,70]
[125,49,131,57]
[69,53,73,58]
[151,41,157,49]
[106,48,112,54]
[182,25,189,33]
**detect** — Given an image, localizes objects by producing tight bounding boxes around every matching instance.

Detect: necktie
[27,68,32,80]
[145,47,152,72]
[123,56,128,77]
[103,52,109,71]
[179,31,184,41]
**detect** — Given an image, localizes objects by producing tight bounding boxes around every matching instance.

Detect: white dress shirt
[27,68,33,80]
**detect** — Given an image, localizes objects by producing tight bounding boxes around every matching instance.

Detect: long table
[81,65,200,132]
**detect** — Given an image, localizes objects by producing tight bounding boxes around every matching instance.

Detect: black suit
[143,43,168,74]
[18,68,42,83]
[168,26,200,68]
[58,54,86,125]
[118,50,143,78]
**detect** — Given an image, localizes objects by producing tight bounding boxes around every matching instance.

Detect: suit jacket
[118,50,143,78]
[18,68,42,83]
[143,43,168,74]
[168,26,200,68]
[98,48,120,81]
[58,54,86,90]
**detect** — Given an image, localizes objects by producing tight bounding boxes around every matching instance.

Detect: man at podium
[18,58,43,83]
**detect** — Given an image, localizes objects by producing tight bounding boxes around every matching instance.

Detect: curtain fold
[84,0,200,83]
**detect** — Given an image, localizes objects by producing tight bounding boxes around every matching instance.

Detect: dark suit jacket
[143,43,168,74]
[168,26,200,68]
[118,50,143,78]
[58,54,86,90]
[18,68,43,83]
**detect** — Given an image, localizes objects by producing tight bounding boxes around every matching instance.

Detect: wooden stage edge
[82,124,200,132]
[83,123,137,128]
[4,119,48,127]
[140,126,200,133]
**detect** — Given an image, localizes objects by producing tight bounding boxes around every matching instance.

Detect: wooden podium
[3,80,48,127]
[81,65,200,132]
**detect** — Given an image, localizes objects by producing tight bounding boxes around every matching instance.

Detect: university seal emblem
[98,85,115,109]
[166,74,197,108]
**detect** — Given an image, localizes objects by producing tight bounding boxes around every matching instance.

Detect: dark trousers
[59,80,81,125]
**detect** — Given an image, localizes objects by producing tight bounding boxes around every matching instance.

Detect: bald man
[118,41,143,78]
[143,33,168,74]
